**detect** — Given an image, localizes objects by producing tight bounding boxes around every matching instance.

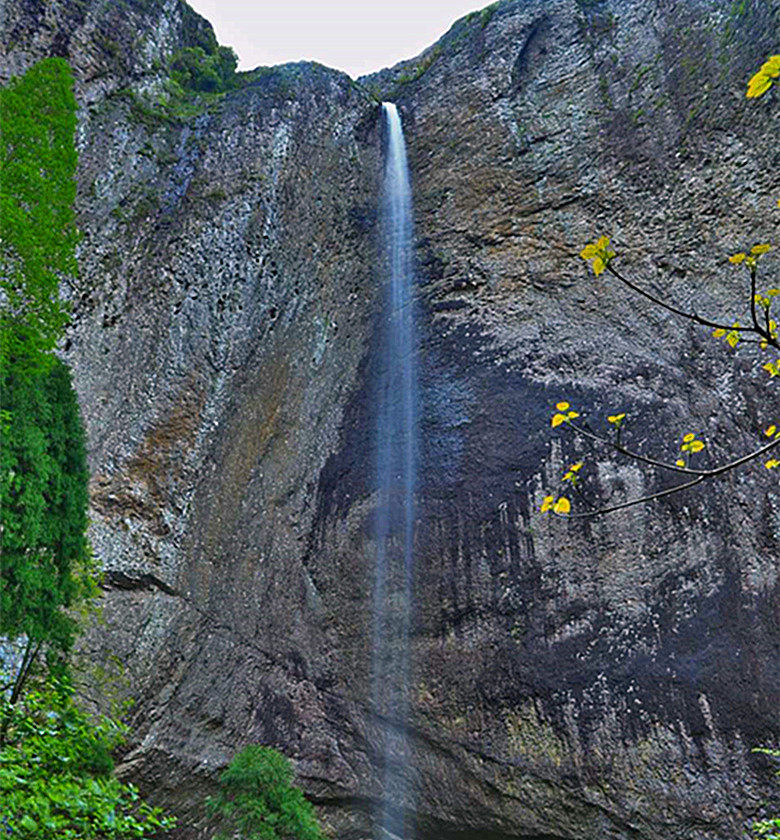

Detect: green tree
[0,57,78,373]
[0,357,92,701]
[207,745,325,840]
[0,57,91,702]
[169,45,238,93]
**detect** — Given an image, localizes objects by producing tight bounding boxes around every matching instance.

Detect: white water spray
[372,102,418,840]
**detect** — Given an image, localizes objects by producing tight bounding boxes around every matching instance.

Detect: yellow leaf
[541,495,555,512]
[712,328,726,338]
[551,413,567,428]
[729,253,746,264]
[569,462,584,472]
[592,256,605,276]
[751,243,771,255]
[765,459,780,470]
[689,440,705,453]
[683,432,695,442]
[567,411,580,420]
[675,459,685,467]
[553,497,571,515]
[596,235,611,250]
[727,331,740,348]
[556,401,570,411]
[580,243,598,259]
[761,56,780,77]
[766,425,777,438]
[747,72,772,98]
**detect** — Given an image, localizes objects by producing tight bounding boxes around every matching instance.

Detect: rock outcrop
[3,1,780,838]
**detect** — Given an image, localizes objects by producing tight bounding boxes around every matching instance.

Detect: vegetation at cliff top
[207,745,325,840]
[541,54,780,519]
[169,44,238,94]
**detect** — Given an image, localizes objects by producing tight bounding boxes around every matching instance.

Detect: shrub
[207,745,324,840]
[0,678,175,838]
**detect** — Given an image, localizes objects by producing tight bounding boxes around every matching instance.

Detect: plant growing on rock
[541,54,780,518]
[207,745,324,840]
[169,44,238,93]
[0,676,175,838]
[753,746,780,839]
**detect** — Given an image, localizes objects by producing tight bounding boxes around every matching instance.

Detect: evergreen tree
[0,358,90,659]
[0,57,78,373]
[207,746,325,840]
[0,57,89,691]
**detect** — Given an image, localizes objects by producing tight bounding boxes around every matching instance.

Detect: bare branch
[566,420,780,478]
[552,425,780,518]
[565,475,707,517]
[606,263,779,349]
[750,264,762,335]
[606,264,739,332]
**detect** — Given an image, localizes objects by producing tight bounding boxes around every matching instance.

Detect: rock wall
[2,1,780,838]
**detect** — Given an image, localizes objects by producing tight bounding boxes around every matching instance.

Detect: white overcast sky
[186,1,489,78]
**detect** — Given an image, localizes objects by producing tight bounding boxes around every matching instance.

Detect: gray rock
[3,0,780,837]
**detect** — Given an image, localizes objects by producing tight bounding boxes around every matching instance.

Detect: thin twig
[566,475,707,517]
[750,265,762,335]
[554,427,780,517]
[567,420,780,477]
[606,264,739,332]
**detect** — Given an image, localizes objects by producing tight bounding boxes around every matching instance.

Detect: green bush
[207,745,324,840]
[169,45,237,93]
[0,678,175,838]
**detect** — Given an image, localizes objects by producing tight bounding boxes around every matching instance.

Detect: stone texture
[2,0,780,838]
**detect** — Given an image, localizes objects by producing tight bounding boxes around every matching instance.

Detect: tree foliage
[0,677,175,838]
[0,357,92,658]
[0,58,91,701]
[0,56,172,837]
[169,45,238,93]
[207,745,324,840]
[0,57,78,373]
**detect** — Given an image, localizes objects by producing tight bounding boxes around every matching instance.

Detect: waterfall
[372,101,418,840]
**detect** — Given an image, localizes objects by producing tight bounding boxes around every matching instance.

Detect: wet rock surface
[3,1,780,837]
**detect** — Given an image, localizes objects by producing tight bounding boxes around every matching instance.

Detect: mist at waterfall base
[371,102,419,840]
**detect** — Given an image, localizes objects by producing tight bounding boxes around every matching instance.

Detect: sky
[185,1,489,79]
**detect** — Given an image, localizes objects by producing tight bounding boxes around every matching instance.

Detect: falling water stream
[372,102,418,840]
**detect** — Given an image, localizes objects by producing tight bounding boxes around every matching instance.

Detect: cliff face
[2,1,780,838]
